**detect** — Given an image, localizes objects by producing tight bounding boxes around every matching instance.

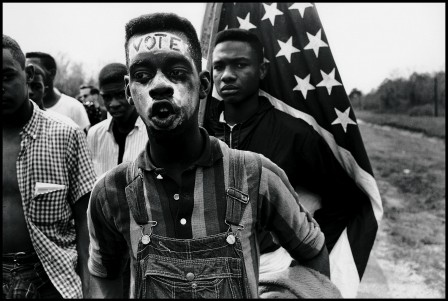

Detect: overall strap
[125,160,150,225]
[225,149,250,228]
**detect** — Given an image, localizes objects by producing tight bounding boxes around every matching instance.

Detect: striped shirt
[86,117,148,178]
[87,128,325,298]
[16,101,96,298]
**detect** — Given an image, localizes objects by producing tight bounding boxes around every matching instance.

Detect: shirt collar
[21,100,41,140]
[137,127,222,172]
[107,116,145,133]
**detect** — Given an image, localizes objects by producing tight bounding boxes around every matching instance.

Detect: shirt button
[180,218,187,225]
[173,194,180,200]
[186,272,195,281]
[191,282,197,289]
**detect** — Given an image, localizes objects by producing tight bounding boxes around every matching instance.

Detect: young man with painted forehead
[87,12,330,298]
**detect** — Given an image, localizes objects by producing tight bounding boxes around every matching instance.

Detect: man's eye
[213,65,223,71]
[134,71,151,81]
[169,69,187,79]
[236,63,247,68]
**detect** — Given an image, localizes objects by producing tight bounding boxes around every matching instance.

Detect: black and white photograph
[3,2,445,299]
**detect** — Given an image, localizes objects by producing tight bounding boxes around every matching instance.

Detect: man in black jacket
[204,29,364,293]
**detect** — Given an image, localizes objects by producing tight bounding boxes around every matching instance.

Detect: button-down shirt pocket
[29,188,70,226]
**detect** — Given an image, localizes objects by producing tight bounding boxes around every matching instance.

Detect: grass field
[357,113,445,296]
[355,110,446,139]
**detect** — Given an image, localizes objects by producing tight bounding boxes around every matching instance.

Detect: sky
[3,3,445,94]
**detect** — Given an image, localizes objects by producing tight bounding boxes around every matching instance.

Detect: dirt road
[355,121,445,298]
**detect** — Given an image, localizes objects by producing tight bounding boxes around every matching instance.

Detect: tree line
[349,71,445,116]
[52,53,445,117]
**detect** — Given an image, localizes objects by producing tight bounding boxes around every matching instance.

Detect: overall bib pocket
[141,253,246,299]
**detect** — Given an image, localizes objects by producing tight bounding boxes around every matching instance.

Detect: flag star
[237,13,257,30]
[304,29,328,58]
[293,74,315,99]
[276,37,300,63]
[289,3,313,18]
[331,107,357,133]
[262,3,283,26]
[316,68,342,95]
[224,25,229,30]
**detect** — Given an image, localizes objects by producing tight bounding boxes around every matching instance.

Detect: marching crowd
[3,12,347,299]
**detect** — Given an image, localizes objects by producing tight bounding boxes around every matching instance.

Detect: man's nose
[109,97,121,108]
[220,66,236,83]
[149,72,174,100]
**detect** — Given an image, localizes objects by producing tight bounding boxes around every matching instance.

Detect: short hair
[90,87,99,95]
[26,52,57,72]
[124,12,202,71]
[79,84,99,95]
[213,29,264,63]
[3,34,25,69]
[98,63,128,89]
[31,63,46,80]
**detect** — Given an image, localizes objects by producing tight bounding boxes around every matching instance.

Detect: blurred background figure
[78,84,107,126]
[27,63,46,109]
[26,52,91,133]
[86,63,147,179]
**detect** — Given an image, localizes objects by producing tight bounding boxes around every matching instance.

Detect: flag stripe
[259,89,383,222]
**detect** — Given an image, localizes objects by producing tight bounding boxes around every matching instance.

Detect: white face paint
[128,32,190,61]
[125,31,201,133]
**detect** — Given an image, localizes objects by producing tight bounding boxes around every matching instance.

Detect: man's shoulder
[60,93,86,110]
[39,109,83,136]
[267,107,315,133]
[43,109,80,129]
[87,118,111,136]
[95,161,134,189]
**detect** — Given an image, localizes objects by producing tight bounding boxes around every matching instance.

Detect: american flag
[199,2,383,297]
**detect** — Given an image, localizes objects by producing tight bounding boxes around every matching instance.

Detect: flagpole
[198,2,223,126]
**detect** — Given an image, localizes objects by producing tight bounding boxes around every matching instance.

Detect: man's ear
[25,64,35,83]
[124,75,133,105]
[199,70,211,100]
[48,68,57,80]
[259,61,268,80]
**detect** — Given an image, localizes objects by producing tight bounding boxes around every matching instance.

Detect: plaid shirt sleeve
[66,127,96,204]
[87,175,128,278]
[258,155,325,260]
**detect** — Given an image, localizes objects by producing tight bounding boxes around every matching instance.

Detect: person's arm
[258,155,330,277]
[298,243,330,278]
[89,275,123,298]
[72,192,91,297]
[86,176,128,299]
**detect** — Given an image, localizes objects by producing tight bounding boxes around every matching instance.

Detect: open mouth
[149,100,179,129]
[151,100,176,119]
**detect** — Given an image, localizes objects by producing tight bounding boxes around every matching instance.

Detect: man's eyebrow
[3,66,18,72]
[130,54,194,70]
[213,56,251,62]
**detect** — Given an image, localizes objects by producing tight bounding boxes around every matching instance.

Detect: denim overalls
[125,151,252,298]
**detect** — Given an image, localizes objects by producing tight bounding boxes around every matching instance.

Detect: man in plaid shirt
[2,34,96,298]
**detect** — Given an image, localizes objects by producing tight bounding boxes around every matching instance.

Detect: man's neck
[113,110,139,134]
[223,93,259,126]
[148,124,204,180]
[3,99,34,131]
[43,86,61,109]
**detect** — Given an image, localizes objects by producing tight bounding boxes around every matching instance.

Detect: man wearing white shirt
[26,52,91,132]
[87,63,148,179]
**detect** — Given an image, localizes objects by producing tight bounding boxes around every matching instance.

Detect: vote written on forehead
[130,32,189,58]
